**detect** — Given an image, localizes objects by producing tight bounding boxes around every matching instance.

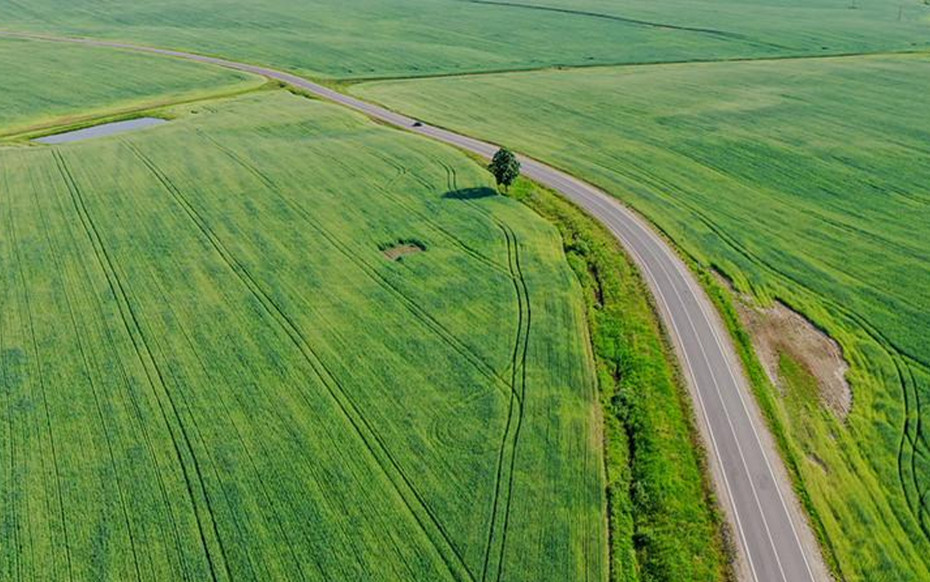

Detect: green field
[0,36,261,137]
[0,89,613,580]
[2,0,928,78]
[4,0,928,579]
[353,54,930,578]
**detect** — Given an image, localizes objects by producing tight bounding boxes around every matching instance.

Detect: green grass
[1,0,928,78]
[352,54,930,579]
[0,36,262,138]
[508,178,730,581]
[0,89,610,580]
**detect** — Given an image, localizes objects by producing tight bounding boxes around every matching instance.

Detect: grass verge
[506,178,732,581]
[698,269,843,578]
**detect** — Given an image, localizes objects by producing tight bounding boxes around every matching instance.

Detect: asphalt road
[3,31,829,581]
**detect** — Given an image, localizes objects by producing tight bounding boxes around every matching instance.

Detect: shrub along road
[0,31,830,581]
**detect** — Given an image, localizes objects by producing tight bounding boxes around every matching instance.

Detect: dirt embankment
[719,274,851,419]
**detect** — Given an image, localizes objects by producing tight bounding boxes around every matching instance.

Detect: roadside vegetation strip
[0,35,262,139]
[508,178,732,581]
[353,53,930,578]
[0,90,606,580]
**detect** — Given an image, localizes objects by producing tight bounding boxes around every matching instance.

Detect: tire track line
[0,172,24,581]
[53,149,229,582]
[483,223,532,582]
[434,161,531,582]
[158,278,310,581]
[368,150,511,276]
[196,131,513,397]
[6,183,74,582]
[46,152,191,580]
[494,224,531,581]
[31,166,143,581]
[124,141,475,581]
[479,226,525,581]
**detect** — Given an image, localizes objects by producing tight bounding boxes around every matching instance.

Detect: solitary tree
[488,147,521,192]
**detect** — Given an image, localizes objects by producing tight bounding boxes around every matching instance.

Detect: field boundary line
[0,76,269,142]
[460,0,791,50]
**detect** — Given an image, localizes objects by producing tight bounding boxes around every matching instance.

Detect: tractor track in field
[460,0,792,51]
[124,141,476,581]
[201,133,511,392]
[6,184,74,582]
[29,172,144,581]
[623,158,930,548]
[53,149,231,582]
[368,151,512,277]
[479,225,527,582]
[196,130,539,578]
[195,130,515,399]
[159,281,310,581]
[436,161,532,581]
[0,301,19,579]
[487,223,531,582]
[0,200,18,578]
[44,156,193,579]
[131,280,265,580]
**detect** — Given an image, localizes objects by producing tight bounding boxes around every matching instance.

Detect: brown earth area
[382,244,424,261]
[719,275,851,419]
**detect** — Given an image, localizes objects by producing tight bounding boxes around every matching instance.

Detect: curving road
[3,31,829,581]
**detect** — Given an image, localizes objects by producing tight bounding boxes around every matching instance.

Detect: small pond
[33,117,167,144]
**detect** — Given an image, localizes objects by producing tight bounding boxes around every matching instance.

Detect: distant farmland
[4,0,928,578]
[0,36,261,138]
[0,90,611,580]
[353,53,930,578]
[2,0,928,78]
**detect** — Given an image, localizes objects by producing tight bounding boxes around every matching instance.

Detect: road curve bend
[2,31,830,582]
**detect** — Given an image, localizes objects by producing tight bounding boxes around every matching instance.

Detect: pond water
[33,117,167,144]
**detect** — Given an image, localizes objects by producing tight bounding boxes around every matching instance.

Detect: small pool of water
[33,117,167,144]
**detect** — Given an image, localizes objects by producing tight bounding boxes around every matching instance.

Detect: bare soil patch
[380,239,426,261]
[717,273,851,419]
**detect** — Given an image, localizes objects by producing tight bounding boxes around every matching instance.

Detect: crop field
[0,36,261,138]
[1,0,928,79]
[353,54,930,578]
[4,0,927,579]
[0,89,613,580]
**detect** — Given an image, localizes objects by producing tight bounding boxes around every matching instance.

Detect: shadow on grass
[442,187,498,200]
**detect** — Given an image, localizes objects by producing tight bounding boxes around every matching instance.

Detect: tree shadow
[442,187,498,200]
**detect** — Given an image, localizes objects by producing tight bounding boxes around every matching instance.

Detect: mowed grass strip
[0,36,263,138]
[353,54,930,579]
[0,90,605,580]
